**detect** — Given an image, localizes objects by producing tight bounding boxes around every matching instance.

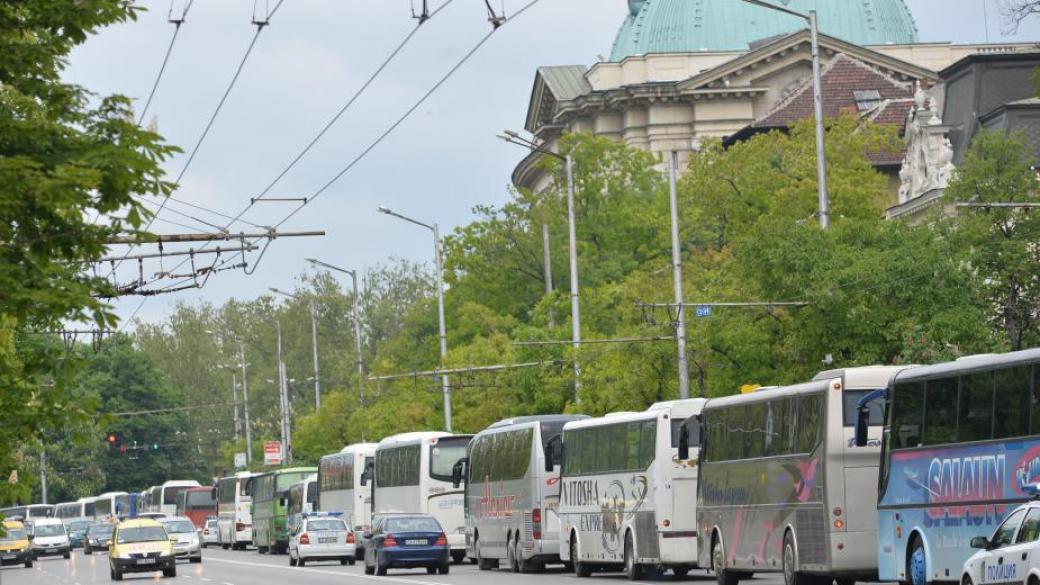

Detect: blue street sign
[695,306,712,318]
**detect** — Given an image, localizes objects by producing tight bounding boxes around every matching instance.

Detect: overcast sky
[67,0,1040,328]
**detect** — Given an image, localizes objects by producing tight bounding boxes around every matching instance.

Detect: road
[0,546,788,585]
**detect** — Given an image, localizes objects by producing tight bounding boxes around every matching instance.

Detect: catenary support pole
[566,154,582,402]
[239,342,252,466]
[309,300,321,411]
[809,11,830,230]
[669,152,691,400]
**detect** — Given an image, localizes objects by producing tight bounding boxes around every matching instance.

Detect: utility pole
[231,371,241,441]
[39,450,47,505]
[543,224,554,328]
[309,300,321,411]
[276,320,292,464]
[238,341,253,466]
[565,154,582,402]
[668,152,691,400]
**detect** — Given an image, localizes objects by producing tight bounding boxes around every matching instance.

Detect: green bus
[252,467,317,554]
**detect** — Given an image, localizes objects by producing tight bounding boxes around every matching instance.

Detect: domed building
[513,0,1035,198]
[611,0,918,60]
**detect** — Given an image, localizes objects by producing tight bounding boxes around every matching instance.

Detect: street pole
[809,10,830,230]
[231,371,241,441]
[668,152,691,400]
[543,224,554,328]
[309,300,321,411]
[565,154,582,402]
[238,341,252,466]
[350,270,365,406]
[432,223,452,432]
[276,320,290,464]
[39,450,47,505]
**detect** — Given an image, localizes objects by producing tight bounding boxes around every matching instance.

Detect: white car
[158,516,202,563]
[29,518,71,560]
[201,518,219,548]
[288,513,355,568]
[962,499,1040,585]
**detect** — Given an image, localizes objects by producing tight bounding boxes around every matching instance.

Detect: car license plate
[2,554,16,560]
[136,558,156,565]
[405,539,427,546]
[45,548,57,553]
[318,537,336,543]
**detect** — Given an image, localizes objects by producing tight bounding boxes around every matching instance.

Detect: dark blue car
[362,514,449,576]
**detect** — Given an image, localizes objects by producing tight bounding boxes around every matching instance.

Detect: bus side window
[924,378,958,445]
[995,366,1030,439]
[959,372,994,443]
[891,381,924,449]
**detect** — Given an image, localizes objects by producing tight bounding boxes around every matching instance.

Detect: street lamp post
[306,258,366,406]
[741,0,830,229]
[377,206,454,430]
[275,319,291,464]
[498,130,582,401]
[270,287,322,411]
[668,152,691,400]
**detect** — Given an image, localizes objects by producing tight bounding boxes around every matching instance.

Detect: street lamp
[741,0,830,229]
[306,258,366,407]
[376,206,454,431]
[269,287,322,411]
[497,130,582,401]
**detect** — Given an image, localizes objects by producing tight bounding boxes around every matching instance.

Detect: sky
[66,0,1040,329]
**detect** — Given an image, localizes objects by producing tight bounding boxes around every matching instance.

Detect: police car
[962,486,1040,585]
[288,512,355,568]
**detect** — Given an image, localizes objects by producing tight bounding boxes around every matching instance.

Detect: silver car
[289,514,356,567]
[158,517,202,563]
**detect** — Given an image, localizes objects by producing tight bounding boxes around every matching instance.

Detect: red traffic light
[108,433,117,444]
[119,445,127,455]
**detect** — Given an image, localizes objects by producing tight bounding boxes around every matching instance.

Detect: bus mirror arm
[678,425,690,461]
[854,389,887,447]
[452,458,469,489]
[544,436,562,473]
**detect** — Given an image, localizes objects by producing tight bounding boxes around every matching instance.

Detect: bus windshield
[186,491,215,508]
[430,438,469,482]
[163,486,193,504]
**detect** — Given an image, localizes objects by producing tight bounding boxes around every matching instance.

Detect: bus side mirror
[678,425,690,461]
[855,406,870,447]
[452,458,468,489]
[360,461,373,487]
[544,437,562,473]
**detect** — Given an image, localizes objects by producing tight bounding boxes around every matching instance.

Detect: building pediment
[524,65,591,136]
[675,30,939,93]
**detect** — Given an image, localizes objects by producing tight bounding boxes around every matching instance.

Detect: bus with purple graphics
[866,349,1040,585]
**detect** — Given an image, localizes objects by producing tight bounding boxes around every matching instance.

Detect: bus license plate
[136,558,156,565]
[405,539,427,546]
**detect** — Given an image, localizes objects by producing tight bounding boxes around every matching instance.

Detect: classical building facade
[513,0,1038,203]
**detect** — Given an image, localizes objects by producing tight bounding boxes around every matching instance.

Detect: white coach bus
[696,366,904,585]
[217,472,254,550]
[318,443,378,531]
[559,399,706,579]
[371,432,472,563]
[93,491,131,521]
[55,498,95,524]
[146,480,201,516]
[459,415,588,572]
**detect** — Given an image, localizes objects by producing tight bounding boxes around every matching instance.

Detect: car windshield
[307,519,346,531]
[0,528,26,541]
[88,524,114,536]
[117,526,167,544]
[34,524,65,537]
[385,517,440,533]
[162,521,195,534]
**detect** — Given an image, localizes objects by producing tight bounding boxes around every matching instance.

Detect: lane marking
[205,556,453,585]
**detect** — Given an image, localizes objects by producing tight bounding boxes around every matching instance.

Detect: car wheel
[163,565,177,578]
[112,566,123,581]
[298,557,306,568]
[625,532,644,580]
[222,542,230,550]
[63,550,71,560]
[439,563,450,575]
[341,557,349,565]
[85,546,93,556]
[190,556,202,564]
[962,575,974,585]
[572,535,592,578]
[290,554,297,567]
[365,556,376,576]
[427,566,437,575]
[24,558,33,569]
[376,559,388,576]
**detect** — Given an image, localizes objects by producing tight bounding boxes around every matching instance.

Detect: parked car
[109,518,176,580]
[30,518,71,560]
[85,523,115,555]
[0,520,33,568]
[201,517,219,548]
[962,497,1040,585]
[66,519,93,549]
[158,516,202,564]
[362,514,449,576]
[288,512,355,567]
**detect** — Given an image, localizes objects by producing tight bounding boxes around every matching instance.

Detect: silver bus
[318,443,378,531]
[460,415,587,572]
[559,399,706,580]
[217,471,254,550]
[697,366,904,585]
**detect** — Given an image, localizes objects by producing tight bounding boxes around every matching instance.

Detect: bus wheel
[452,550,466,565]
[713,537,741,585]
[672,566,690,580]
[572,536,592,578]
[784,531,815,585]
[514,538,532,574]
[909,539,928,585]
[837,579,856,585]
[508,535,519,573]
[625,533,644,581]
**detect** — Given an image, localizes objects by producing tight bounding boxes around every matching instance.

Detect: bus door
[842,388,885,533]
[671,416,700,538]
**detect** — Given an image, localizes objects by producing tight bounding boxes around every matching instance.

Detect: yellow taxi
[108,518,177,580]
[0,519,33,568]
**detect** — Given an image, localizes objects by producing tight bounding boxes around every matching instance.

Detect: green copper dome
[610,0,918,61]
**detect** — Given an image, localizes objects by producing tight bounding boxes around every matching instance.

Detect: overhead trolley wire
[137,0,197,125]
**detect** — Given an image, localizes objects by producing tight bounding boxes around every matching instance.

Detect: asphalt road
[0,546,787,585]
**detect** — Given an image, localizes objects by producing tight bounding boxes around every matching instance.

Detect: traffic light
[152,442,159,451]
[107,433,117,445]
[119,445,127,455]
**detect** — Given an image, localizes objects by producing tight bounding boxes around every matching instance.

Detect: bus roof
[564,409,660,431]
[647,398,708,418]
[487,414,589,429]
[704,378,834,410]
[161,480,201,488]
[812,365,911,389]
[95,491,128,498]
[255,467,318,478]
[892,348,1040,385]
[338,443,378,455]
[377,431,462,449]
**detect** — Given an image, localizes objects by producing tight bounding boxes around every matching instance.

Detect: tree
[0,1,177,506]
[1000,0,1040,28]
[945,130,1040,350]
